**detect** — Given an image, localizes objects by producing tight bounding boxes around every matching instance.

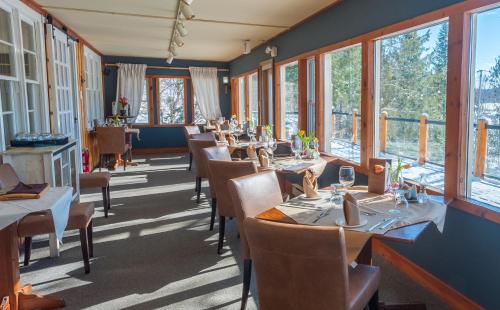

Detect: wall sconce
[222,76,229,94]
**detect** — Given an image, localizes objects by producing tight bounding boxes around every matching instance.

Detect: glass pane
[0,42,15,77]
[193,95,205,124]
[0,80,14,112]
[21,21,35,52]
[26,83,41,132]
[374,22,448,190]
[135,79,149,124]
[467,6,500,208]
[249,73,259,124]
[159,78,185,124]
[24,52,37,80]
[281,62,299,139]
[0,8,12,43]
[238,77,246,121]
[2,114,14,145]
[325,44,362,162]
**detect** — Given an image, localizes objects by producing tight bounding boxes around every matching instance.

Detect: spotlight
[177,21,188,37]
[174,34,184,47]
[170,45,178,56]
[180,1,195,20]
[243,40,251,55]
[166,53,174,64]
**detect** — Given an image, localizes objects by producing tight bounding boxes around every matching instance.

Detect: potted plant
[388,158,412,193]
[297,130,318,159]
[118,96,128,116]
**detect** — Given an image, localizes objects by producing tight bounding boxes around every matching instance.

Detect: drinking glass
[291,136,303,160]
[247,127,256,143]
[330,184,343,209]
[389,189,408,215]
[269,138,278,162]
[339,166,355,189]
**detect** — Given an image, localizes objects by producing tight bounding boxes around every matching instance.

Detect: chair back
[0,164,20,189]
[220,120,230,130]
[191,132,216,141]
[207,159,258,217]
[244,217,349,310]
[183,125,201,140]
[228,171,283,259]
[188,139,218,178]
[96,127,126,155]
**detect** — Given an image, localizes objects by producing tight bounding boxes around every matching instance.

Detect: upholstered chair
[244,217,380,310]
[188,138,218,203]
[191,132,216,141]
[96,127,131,171]
[183,125,201,171]
[227,171,284,310]
[220,120,230,130]
[206,155,258,254]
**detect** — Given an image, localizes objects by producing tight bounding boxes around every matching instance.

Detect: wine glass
[291,136,303,161]
[233,127,242,143]
[339,166,355,190]
[389,189,408,215]
[247,127,256,143]
[269,138,278,162]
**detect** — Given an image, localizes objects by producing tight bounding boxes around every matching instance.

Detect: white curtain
[189,67,222,120]
[115,63,147,122]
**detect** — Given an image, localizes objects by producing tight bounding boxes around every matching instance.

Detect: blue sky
[475,6,500,71]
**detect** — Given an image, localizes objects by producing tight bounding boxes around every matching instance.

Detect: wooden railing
[332,110,500,179]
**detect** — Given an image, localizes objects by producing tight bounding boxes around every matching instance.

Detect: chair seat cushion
[17,202,95,237]
[80,172,110,188]
[348,264,380,310]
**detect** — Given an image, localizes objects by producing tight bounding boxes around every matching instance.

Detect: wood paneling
[314,54,325,151]
[274,64,282,139]
[360,41,375,171]
[298,59,308,131]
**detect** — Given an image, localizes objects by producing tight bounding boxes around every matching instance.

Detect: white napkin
[303,169,320,198]
[247,145,257,159]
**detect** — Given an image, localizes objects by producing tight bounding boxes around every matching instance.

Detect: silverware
[379,217,400,230]
[312,208,332,223]
[367,218,391,232]
[361,211,376,216]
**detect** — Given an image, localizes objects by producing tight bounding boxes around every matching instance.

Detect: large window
[134,78,150,124]
[248,73,258,124]
[193,95,205,124]
[0,1,47,149]
[158,77,185,125]
[466,6,500,208]
[237,77,246,121]
[374,21,449,189]
[84,46,103,129]
[324,44,362,162]
[280,61,299,139]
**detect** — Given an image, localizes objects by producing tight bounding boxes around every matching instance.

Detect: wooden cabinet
[0,141,80,201]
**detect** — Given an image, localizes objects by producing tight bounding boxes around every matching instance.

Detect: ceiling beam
[41,6,290,29]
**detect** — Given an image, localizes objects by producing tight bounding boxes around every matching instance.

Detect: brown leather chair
[205,149,257,254]
[80,172,111,218]
[188,138,218,203]
[183,125,201,171]
[244,217,380,310]
[227,171,284,310]
[96,126,131,171]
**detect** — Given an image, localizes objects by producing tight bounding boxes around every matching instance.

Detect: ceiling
[36,0,338,62]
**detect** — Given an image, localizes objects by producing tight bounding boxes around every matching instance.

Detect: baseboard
[373,240,483,310]
[132,147,188,155]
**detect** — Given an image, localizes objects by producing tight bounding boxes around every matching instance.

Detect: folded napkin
[258,148,267,157]
[343,193,361,225]
[258,150,269,168]
[228,134,236,146]
[218,131,226,142]
[303,169,320,198]
[0,182,49,201]
[247,145,257,159]
[215,123,221,132]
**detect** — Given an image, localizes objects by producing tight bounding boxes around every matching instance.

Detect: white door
[47,26,75,138]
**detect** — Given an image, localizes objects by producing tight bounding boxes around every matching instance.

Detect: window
[280,61,299,139]
[374,22,448,188]
[158,77,185,125]
[134,78,150,124]
[307,58,315,135]
[248,73,258,124]
[84,46,103,129]
[0,1,47,149]
[193,95,205,124]
[324,44,362,162]
[237,77,246,121]
[466,6,500,208]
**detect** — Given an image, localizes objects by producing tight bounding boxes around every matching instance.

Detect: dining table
[0,187,72,310]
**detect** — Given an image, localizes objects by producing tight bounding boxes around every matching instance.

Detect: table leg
[48,234,59,258]
[0,224,65,310]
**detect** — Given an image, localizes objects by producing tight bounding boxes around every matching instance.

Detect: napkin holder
[368,158,392,194]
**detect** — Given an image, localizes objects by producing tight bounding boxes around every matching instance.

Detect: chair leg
[107,185,111,209]
[99,154,103,172]
[196,177,202,203]
[79,228,90,274]
[241,259,252,310]
[188,152,193,171]
[209,198,216,231]
[87,221,94,258]
[101,187,108,218]
[217,216,225,254]
[368,290,379,310]
[23,237,32,266]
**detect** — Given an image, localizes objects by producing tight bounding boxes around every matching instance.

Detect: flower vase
[304,146,315,159]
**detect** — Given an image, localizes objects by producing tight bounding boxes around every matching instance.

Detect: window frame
[132,77,154,127]
[83,46,104,130]
[278,60,300,140]
[155,75,189,127]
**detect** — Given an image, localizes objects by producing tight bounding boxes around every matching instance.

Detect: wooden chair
[96,126,131,171]
[80,172,111,217]
[188,138,218,203]
[183,125,201,171]
[244,217,380,310]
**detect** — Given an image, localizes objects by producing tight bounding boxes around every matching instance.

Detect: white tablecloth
[0,187,73,242]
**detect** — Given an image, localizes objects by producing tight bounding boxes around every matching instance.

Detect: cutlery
[379,217,400,230]
[367,218,391,232]
[312,208,332,223]
[361,211,376,216]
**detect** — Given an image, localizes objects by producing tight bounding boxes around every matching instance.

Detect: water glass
[291,136,303,160]
[330,184,343,209]
[339,166,355,189]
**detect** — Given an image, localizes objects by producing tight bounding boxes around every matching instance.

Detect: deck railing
[332,110,500,179]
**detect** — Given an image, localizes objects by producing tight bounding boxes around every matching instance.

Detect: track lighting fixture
[170,45,178,56]
[180,1,195,20]
[177,22,188,37]
[174,34,184,47]
[166,53,174,64]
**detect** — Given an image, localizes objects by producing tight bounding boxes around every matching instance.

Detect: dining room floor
[20,154,451,310]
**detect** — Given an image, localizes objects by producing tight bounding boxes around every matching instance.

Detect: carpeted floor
[20,154,450,310]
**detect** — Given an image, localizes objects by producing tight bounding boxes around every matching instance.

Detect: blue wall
[103,56,231,149]
[230,0,500,308]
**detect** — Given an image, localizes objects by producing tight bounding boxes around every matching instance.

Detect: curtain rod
[104,63,229,72]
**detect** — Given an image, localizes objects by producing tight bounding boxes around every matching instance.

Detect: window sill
[450,197,500,224]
